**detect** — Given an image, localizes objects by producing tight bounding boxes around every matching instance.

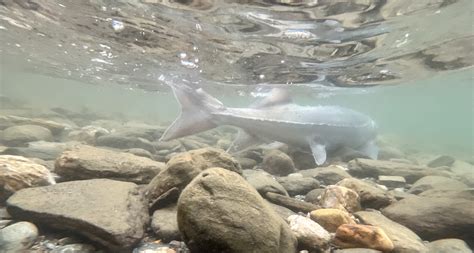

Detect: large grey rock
[242,169,288,196]
[261,149,296,176]
[419,188,474,200]
[426,238,472,253]
[299,165,352,185]
[277,174,320,196]
[0,155,55,201]
[355,211,428,253]
[348,158,445,183]
[6,179,149,251]
[450,160,474,186]
[151,205,180,242]
[2,125,53,146]
[0,221,38,253]
[382,196,474,243]
[267,202,296,220]
[337,178,395,209]
[146,148,241,210]
[177,167,297,253]
[0,115,68,135]
[55,145,164,184]
[408,176,468,194]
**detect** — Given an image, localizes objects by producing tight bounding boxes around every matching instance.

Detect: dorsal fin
[250,88,292,108]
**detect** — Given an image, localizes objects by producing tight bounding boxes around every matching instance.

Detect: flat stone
[337,178,395,209]
[0,141,80,160]
[355,211,428,253]
[0,115,68,135]
[277,175,320,196]
[348,158,445,183]
[382,196,474,243]
[299,165,352,185]
[333,249,382,253]
[6,179,149,251]
[265,192,320,213]
[96,134,155,153]
[427,155,455,168]
[0,221,38,253]
[177,168,297,253]
[55,145,164,184]
[407,176,468,194]
[243,169,288,196]
[426,238,472,253]
[0,155,55,201]
[151,205,180,242]
[378,175,406,188]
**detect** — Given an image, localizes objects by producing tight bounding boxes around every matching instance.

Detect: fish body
[160,84,378,165]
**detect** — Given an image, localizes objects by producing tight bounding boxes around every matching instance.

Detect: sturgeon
[160,84,378,165]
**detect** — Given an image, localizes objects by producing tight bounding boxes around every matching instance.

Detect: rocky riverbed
[0,106,473,253]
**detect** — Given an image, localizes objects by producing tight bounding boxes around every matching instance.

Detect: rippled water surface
[0,0,473,157]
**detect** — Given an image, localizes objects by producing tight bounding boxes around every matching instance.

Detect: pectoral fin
[308,139,327,166]
[227,130,262,153]
[357,140,378,160]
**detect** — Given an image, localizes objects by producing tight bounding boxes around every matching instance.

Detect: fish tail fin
[160,84,224,141]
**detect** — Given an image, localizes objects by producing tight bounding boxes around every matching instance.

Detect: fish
[160,83,378,165]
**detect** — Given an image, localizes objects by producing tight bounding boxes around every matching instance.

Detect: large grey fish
[160,83,378,165]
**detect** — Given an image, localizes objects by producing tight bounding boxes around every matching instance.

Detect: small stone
[426,238,472,253]
[261,149,296,176]
[319,185,361,213]
[333,249,382,253]
[0,155,55,201]
[333,224,394,252]
[151,205,180,242]
[337,178,395,209]
[2,124,53,146]
[243,169,288,196]
[377,175,406,188]
[236,157,257,169]
[288,214,331,251]
[304,188,324,205]
[277,175,320,196]
[427,155,455,168]
[355,211,429,253]
[310,208,355,232]
[50,243,96,253]
[125,148,153,158]
[299,165,352,185]
[0,221,38,253]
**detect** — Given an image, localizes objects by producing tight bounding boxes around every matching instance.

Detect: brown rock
[55,145,164,184]
[177,167,297,253]
[261,149,296,176]
[337,178,395,209]
[0,155,55,201]
[146,148,241,210]
[310,208,355,232]
[334,224,394,252]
